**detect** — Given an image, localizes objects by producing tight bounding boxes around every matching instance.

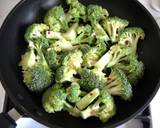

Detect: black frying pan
[0,0,160,128]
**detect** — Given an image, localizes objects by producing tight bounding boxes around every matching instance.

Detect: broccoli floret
[45,28,77,52]
[76,88,100,110]
[79,68,106,91]
[20,27,53,92]
[66,0,86,22]
[42,84,74,113]
[105,44,145,84]
[93,23,110,42]
[45,48,60,70]
[25,23,49,42]
[102,16,129,42]
[82,48,99,67]
[62,49,83,69]
[87,5,109,22]
[127,61,144,84]
[103,44,135,68]
[63,23,78,41]
[19,48,36,70]
[82,41,107,67]
[74,24,95,45]
[118,27,145,52]
[114,52,144,84]
[42,83,81,117]
[106,68,132,100]
[79,44,111,91]
[55,66,77,83]
[24,24,49,50]
[19,47,52,92]
[56,50,83,83]
[81,89,116,122]
[46,23,94,46]
[87,5,110,42]
[44,6,68,32]
[66,82,81,103]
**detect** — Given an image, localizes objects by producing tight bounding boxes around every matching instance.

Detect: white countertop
[0,0,160,128]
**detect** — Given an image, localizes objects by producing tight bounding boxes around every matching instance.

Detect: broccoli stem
[81,99,100,119]
[107,86,122,95]
[95,51,111,71]
[76,88,100,110]
[63,23,78,41]
[63,102,81,117]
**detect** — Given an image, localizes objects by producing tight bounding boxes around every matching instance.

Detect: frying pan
[0,0,160,128]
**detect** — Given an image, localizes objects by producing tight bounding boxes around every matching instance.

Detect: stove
[0,0,160,128]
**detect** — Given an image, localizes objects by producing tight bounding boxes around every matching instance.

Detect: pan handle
[0,108,21,128]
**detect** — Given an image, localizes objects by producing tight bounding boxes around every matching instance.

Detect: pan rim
[0,0,160,128]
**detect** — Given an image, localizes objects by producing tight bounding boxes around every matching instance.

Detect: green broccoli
[118,27,145,52]
[49,39,73,52]
[82,41,107,67]
[79,45,111,91]
[82,48,99,67]
[25,23,49,41]
[87,5,110,42]
[19,48,36,70]
[66,0,87,22]
[105,44,144,84]
[46,23,94,46]
[45,48,60,70]
[103,44,135,68]
[19,47,52,92]
[44,6,68,32]
[76,88,100,110]
[20,26,53,92]
[79,68,106,91]
[117,60,144,84]
[62,49,83,69]
[42,84,66,113]
[55,66,77,83]
[24,24,49,50]
[63,23,78,41]
[74,24,95,45]
[102,16,129,42]
[81,89,116,122]
[66,82,81,103]
[106,68,132,100]
[42,83,82,117]
[87,5,109,22]
[56,50,83,83]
